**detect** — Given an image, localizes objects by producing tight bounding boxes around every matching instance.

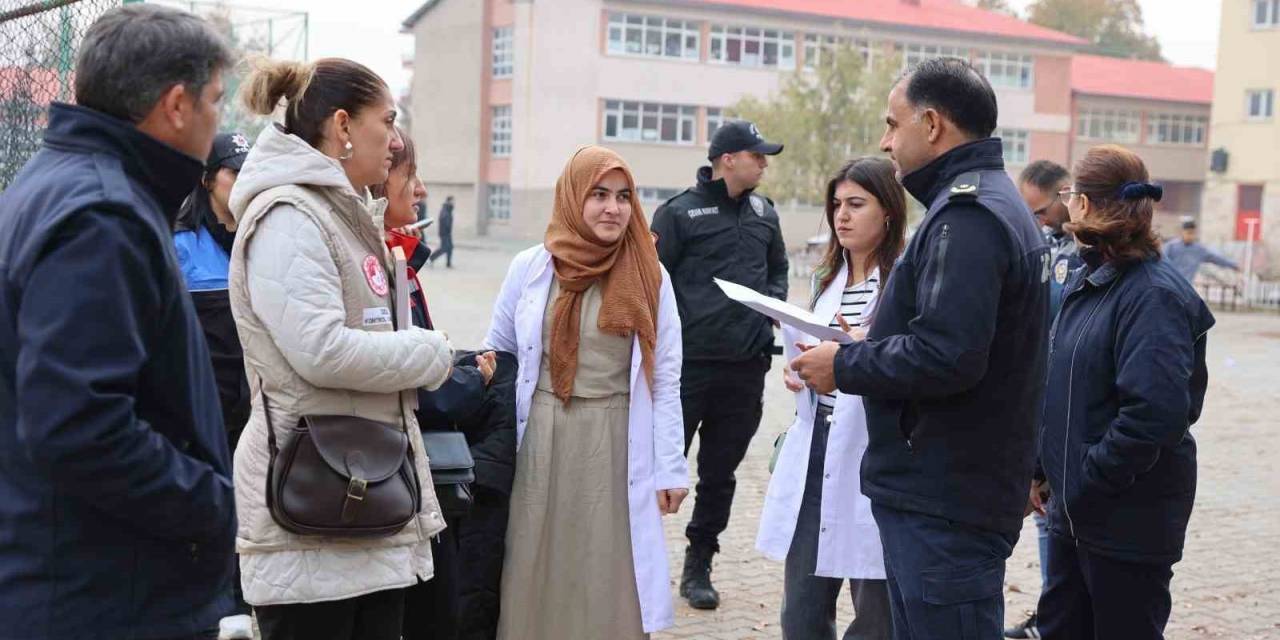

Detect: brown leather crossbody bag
[261,389,420,538]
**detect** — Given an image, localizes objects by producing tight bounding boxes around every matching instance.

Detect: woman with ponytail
[225,57,454,640]
[1035,144,1215,638]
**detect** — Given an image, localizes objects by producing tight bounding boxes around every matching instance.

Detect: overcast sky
[257,0,1223,97]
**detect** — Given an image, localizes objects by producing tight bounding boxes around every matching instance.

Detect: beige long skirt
[496,390,646,640]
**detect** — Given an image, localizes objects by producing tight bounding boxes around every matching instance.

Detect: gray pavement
[426,241,1280,640]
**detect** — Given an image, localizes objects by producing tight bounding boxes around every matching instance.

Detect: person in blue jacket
[1035,145,1214,639]
[173,131,254,639]
[789,57,1050,639]
[0,6,237,640]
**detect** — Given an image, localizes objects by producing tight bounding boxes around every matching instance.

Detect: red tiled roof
[680,0,1087,46]
[1070,54,1213,105]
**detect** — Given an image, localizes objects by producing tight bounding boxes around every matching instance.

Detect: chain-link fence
[0,0,122,190]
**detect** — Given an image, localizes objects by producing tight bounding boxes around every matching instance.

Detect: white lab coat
[756,267,886,580]
[482,244,688,633]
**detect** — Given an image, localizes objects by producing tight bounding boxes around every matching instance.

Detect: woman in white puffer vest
[226,57,454,640]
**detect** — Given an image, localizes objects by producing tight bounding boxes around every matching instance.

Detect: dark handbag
[261,389,421,538]
[421,430,476,519]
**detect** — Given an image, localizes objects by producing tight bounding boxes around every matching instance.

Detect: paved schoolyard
[427,241,1280,640]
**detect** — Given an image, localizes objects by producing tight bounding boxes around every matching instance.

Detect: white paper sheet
[714,278,852,344]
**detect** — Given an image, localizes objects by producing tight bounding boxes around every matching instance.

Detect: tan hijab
[543,146,662,403]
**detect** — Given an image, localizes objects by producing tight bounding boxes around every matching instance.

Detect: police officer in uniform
[1006,160,1082,639]
[651,120,788,610]
[790,58,1049,638]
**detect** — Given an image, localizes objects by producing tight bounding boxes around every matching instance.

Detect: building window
[1247,89,1275,120]
[1147,113,1208,145]
[1076,108,1141,143]
[709,25,796,69]
[490,105,511,156]
[606,13,700,60]
[706,107,724,143]
[900,42,970,70]
[977,51,1033,89]
[603,100,697,145]
[639,186,681,204]
[998,128,1029,165]
[802,34,871,69]
[487,184,511,221]
[492,26,513,78]
[1253,0,1280,27]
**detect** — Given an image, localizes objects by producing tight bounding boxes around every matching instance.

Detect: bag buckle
[346,477,368,502]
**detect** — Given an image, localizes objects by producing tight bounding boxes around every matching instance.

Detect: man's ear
[922,108,943,144]
[155,83,191,130]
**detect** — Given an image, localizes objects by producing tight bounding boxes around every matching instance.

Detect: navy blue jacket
[0,103,236,639]
[834,139,1050,535]
[1040,251,1213,564]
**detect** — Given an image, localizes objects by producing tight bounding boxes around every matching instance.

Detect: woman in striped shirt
[757,157,907,640]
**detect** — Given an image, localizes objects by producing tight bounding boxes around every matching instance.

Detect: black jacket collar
[42,102,204,224]
[695,165,754,205]
[900,138,1005,207]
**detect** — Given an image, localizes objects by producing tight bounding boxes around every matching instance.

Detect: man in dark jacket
[651,119,788,609]
[430,195,455,268]
[790,58,1049,639]
[0,6,235,640]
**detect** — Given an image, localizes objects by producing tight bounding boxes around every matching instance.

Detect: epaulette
[947,171,981,201]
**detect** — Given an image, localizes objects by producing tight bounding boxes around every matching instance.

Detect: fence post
[1244,218,1258,308]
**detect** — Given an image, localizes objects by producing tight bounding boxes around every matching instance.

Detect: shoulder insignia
[949,171,982,198]
[749,194,765,216]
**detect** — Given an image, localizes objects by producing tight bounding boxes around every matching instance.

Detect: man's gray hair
[74,4,233,123]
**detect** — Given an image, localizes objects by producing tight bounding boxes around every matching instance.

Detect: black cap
[207,132,251,172]
[708,120,783,160]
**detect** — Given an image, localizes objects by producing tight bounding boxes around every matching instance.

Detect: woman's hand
[475,351,498,386]
[835,314,868,342]
[782,366,805,393]
[656,488,688,516]
[1025,479,1049,517]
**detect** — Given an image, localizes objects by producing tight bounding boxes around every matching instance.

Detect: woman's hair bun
[1117,181,1163,203]
[240,56,314,116]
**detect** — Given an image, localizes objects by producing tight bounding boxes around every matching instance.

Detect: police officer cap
[708,120,784,160]
[207,132,252,172]
[1180,215,1197,230]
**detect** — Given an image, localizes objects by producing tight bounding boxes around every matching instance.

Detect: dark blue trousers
[1036,533,1173,640]
[871,504,1017,640]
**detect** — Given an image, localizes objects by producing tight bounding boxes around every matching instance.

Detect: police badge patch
[1054,259,1070,284]
[749,195,764,217]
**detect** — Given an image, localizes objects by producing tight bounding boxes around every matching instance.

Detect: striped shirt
[817,274,879,409]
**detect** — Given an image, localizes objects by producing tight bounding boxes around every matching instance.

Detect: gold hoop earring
[339,141,354,161]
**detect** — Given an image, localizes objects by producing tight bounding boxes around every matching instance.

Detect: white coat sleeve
[482,250,528,354]
[244,203,453,392]
[652,268,688,491]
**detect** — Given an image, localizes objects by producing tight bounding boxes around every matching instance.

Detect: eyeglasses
[1057,188,1081,205]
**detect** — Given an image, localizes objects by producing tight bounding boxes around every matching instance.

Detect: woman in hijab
[483,146,688,639]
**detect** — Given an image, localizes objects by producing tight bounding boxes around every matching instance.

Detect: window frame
[709,24,796,69]
[1252,0,1280,28]
[491,26,514,78]
[899,42,971,71]
[977,50,1034,90]
[487,184,511,221]
[802,33,872,69]
[606,12,701,61]
[705,107,724,143]
[1246,89,1275,120]
[1146,112,1208,146]
[997,128,1029,165]
[490,105,512,157]
[1076,108,1142,143]
[602,99,698,146]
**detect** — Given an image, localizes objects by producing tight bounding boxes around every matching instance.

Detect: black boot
[680,545,720,610]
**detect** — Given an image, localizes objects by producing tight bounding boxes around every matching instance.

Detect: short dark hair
[75,5,232,123]
[900,57,998,139]
[1019,160,1070,192]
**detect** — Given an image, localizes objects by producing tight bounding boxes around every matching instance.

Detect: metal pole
[55,4,72,101]
[1244,219,1258,307]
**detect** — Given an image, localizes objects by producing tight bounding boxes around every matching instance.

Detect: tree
[976,0,1017,17]
[1027,0,1163,61]
[729,44,902,205]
